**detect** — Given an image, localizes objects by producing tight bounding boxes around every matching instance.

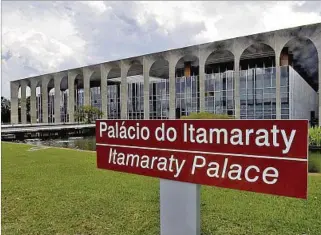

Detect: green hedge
[181,112,234,120]
[309,153,321,173]
[309,126,321,147]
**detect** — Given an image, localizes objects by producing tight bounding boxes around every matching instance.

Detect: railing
[1,122,87,129]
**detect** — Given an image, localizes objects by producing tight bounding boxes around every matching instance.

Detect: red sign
[96,120,308,199]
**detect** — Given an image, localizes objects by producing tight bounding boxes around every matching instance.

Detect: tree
[1,96,11,123]
[75,105,103,124]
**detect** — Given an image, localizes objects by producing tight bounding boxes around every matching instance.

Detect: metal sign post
[160,180,200,235]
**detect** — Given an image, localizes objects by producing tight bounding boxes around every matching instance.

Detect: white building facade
[10,23,321,126]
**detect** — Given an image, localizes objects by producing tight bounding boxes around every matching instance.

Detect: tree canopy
[1,96,11,123]
[75,105,103,124]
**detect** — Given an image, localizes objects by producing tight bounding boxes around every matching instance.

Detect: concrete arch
[174,54,200,119]
[280,36,318,90]
[28,78,41,123]
[67,70,83,87]
[25,81,32,123]
[59,75,69,123]
[205,49,235,74]
[172,47,199,62]
[89,71,98,85]
[148,57,170,120]
[102,64,121,119]
[127,59,143,77]
[239,42,276,70]
[41,75,52,89]
[47,84,55,123]
[17,84,22,98]
[149,57,169,79]
[163,48,199,69]
[60,76,68,91]
[82,67,99,91]
[175,54,199,77]
[280,36,318,60]
[275,26,317,56]
[68,72,83,98]
[17,80,30,124]
[24,78,42,124]
[35,78,42,88]
[106,65,121,79]
[47,77,55,123]
[47,77,54,91]
[74,74,83,89]
[17,85,22,123]
[74,74,84,104]
[125,59,145,120]
[82,66,101,116]
[234,34,276,59]
[37,75,52,123]
[201,41,234,63]
[17,80,31,97]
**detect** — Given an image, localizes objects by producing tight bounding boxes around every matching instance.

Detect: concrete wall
[289,66,318,121]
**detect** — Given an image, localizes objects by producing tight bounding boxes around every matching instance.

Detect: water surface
[24,136,96,151]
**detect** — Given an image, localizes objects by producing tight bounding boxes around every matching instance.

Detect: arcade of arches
[10,35,320,126]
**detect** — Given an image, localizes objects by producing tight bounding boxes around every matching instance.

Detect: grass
[2,142,321,235]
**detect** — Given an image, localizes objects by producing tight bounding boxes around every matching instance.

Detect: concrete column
[234,56,240,119]
[20,80,27,124]
[83,68,93,106]
[10,82,19,124]
[68,71,77,123]
[41,78,49,123]
[54,74,63,123]
[30,80,37,123]
[143,57,152,119]
[100,64,110,119]
[168,57,177,119]
[198,57,205,112]
[121,61,130,119]
[275,54,281,119]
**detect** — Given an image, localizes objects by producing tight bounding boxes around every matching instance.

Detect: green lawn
[2,142,321,235]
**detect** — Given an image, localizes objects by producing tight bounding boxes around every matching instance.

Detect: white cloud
[262,2,321,31]
[1,1,88,97]
[80,1,109,15]
[1,1,321,98]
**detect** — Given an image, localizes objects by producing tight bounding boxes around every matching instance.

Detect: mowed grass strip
[1,142,321,235]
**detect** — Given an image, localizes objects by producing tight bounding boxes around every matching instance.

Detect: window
[239,67,277,119]
[205,71,235,116]
[149,79,169,119]
[176,76,200,118]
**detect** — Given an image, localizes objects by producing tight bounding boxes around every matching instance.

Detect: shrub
[75,105,103,124]
[309,152,321,173]
[181,112,234,120]
[309,126,321,147]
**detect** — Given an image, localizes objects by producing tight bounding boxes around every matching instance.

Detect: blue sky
[2,1,321,98]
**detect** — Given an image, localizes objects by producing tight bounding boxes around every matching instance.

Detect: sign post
[96,119,308,234]
[160,180,200,235]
